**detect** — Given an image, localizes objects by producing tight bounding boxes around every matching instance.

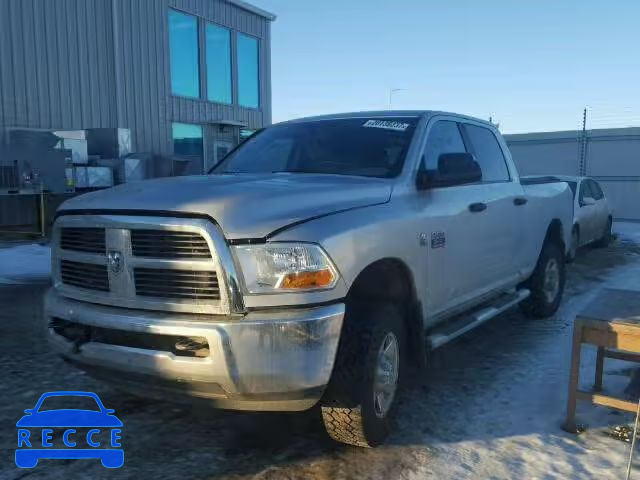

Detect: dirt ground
[2,228,640,479]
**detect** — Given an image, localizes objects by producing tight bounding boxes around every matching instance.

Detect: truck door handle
[514,197,528,206]
[468,202,487,213]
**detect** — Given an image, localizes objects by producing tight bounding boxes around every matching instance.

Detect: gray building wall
[505,128,640,221]
[0,0,273,156]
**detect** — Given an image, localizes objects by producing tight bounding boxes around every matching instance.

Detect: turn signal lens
[279,269,335,289]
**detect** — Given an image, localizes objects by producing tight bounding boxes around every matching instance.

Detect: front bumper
[45,289,344,411]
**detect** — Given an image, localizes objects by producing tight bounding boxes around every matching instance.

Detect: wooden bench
[565,288,640,433]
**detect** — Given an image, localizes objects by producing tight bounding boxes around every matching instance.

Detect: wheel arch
[346,258,426,368]
[544,218,566,255]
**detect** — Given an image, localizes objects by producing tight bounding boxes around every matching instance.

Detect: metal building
[0,0,274,175]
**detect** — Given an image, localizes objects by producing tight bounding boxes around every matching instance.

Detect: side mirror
[24,409,34,414]
[417,153,482,190]
[582,197,596,206]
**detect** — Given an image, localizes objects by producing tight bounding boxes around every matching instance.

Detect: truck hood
[59,173,392,239]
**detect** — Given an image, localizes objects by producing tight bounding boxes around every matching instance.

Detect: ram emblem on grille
[106,251,123,275]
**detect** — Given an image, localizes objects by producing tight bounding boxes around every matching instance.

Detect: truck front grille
[60,260,109,292]
[54,215,239,314]
[131,230,211,259]
[134,268,220,300]
[60,227,106,253]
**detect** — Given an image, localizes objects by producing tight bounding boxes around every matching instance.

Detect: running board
[426,289,530,350]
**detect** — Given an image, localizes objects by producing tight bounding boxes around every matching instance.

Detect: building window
[237,33,259,108]
[206,24,232,104]
[169,10,200,98]
[172,122,203,160]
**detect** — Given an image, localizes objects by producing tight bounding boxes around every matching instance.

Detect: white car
[526,175,613,260]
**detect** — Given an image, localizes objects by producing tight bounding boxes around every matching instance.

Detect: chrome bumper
[44,289,344,411]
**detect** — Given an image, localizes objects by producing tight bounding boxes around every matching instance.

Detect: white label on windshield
[362,119,410,131]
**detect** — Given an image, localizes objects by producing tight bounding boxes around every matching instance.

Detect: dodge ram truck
[45,111,574,447]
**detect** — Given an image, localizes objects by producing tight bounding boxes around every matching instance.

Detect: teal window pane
[206,24,232,104]
[237,33,259,108]
[169,10,200,98]
[172,123,203,157]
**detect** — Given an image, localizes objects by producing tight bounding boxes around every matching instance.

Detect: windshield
[210,117,418,178]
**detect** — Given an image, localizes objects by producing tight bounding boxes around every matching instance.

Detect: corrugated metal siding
[0,0,271,155]
[113,0,271,154]
[0,0,117,143]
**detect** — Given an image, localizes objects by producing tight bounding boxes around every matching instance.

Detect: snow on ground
[1,223,640,479]
[0,242,51,284]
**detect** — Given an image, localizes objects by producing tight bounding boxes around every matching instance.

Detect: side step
[426,289,530,350]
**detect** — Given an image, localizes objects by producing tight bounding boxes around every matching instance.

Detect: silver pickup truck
[45,111,573,447]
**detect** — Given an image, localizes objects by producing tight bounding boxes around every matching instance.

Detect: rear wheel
[595,218,612,248]
[321,303,404,447]
[519,242,565,318]
[567,227,579,262]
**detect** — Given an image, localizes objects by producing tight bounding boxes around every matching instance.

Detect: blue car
[16,391,123,468]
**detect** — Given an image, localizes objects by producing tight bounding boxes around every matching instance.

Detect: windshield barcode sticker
[362,120,410,131]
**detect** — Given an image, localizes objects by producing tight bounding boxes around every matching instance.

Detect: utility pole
[578,108,588,176]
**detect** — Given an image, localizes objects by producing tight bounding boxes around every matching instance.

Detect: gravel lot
[2,225,640,479]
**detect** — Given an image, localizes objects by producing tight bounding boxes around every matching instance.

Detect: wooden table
[564,288,640,433]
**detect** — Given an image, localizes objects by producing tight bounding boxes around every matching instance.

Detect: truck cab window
[422,121,467,171]
[462,124,510,182]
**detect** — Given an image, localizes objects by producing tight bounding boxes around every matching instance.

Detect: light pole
[389,88,405,110]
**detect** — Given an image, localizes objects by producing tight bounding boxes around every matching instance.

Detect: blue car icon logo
[16,391,123,468]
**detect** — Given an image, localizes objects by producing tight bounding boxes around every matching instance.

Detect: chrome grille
[131,230,211,259]
[60,228,106,253]
[53,215,241,314]
[60,260,109,292]
[134,268,220,300]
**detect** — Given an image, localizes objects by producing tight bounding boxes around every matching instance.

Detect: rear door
[459,122,523,296]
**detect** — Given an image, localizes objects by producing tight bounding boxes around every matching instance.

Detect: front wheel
[519,242,565,318]
[595,218,612,248]
[321,303,404,447]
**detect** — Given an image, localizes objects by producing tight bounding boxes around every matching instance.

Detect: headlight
[233,243,339,294]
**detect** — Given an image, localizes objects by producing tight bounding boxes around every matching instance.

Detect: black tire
[594,218,613,248]
[321,302,404,447]
[567,226,579,263]
[519,242,565,318]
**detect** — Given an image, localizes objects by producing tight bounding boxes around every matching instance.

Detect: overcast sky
[250,0,640,133]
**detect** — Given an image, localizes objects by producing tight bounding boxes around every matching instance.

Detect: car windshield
[210,117,419,178]
[37,395,101,412]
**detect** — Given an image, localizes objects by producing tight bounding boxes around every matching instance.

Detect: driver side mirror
[417,153,482,190]
[582,197,596,206]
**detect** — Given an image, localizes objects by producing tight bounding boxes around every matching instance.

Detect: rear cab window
[461,123,511,182]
